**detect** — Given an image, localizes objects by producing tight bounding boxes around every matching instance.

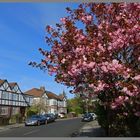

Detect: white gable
[42,93,48,99]
[16,87,22,94]
[0,84,4,90]
[13,85,18,92]
[6,86,11,91]
[3,82,9,90]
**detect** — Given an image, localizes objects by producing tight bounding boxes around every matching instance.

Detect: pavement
[72,120,106,137]
[0,123,24,132]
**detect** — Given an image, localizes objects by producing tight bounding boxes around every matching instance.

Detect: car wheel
[37,121,40,126]
[45,120,48,125]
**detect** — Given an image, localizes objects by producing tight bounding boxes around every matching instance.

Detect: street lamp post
[85,98,88,113]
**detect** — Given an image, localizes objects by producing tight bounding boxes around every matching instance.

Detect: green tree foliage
[67,96,84,115]
[26,106,39,117]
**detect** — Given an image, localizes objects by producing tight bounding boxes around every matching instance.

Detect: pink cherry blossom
[134,112,140,117]
[60,17,66,24]
[88,62,95,68]
[61,58,66,63]
[101,65,108,72]
[32,3,140,122]
[86,15,92,21]
[133,75,140,81]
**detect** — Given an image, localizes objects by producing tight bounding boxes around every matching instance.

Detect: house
[45,91,59,114]
[0,79,28,124]
[24,87,67,115]
[24,87,48,114]
[57,94,67,114]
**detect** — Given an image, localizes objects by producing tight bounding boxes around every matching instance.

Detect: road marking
[23,129,40,136]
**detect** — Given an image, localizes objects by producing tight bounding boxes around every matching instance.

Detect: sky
[0,2,80,99]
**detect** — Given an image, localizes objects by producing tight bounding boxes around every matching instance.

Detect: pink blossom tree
[30,3,140,136]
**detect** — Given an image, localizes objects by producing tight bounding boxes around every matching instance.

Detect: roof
[58,94,65,100]
[9,82,17,89]
[46,91,60,100]
[0,79,25,95]
[0,79,5,86]
[24,88,45,97]
[24,87,65,100]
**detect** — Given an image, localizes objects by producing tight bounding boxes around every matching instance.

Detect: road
[0,118,86,137]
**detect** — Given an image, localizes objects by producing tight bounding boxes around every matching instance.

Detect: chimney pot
[40,86,45,92]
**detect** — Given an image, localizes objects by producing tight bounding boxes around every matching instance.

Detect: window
[50,99,53,105]
[9,93,13,100]
[13,101,15,106]
[6,92,9,99]
[30,98,33,104]
[2,100,5,105]
[0,106,9,115]
[0,91,1,98]
[13,94,16,100]
[9,100,12,105]
[13,94,18,101]
[25,96,29,102]
[53,99,57,105]
[59,102,62,106]
[5,100,9,105]
[16,101,18,106]
[1,91,6,99]
[47,100,50,105]
[12,107,19,115]
[19,95,21,101]
[19,94,24,102]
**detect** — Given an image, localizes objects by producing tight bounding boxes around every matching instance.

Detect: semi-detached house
[0,79,28,125]
[24,87,67,115]
[0,79,67,125]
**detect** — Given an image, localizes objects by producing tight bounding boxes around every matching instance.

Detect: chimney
[40,86,45,92]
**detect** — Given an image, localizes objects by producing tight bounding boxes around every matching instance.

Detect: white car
[58,113,65,118]
[89,113,97,120]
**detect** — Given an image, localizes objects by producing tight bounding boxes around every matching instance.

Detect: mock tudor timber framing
[0,79,28,107]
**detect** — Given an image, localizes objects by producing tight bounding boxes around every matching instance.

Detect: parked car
[81,113,93,122]
[58,113,65,118]
[54,114,58,119]
[48,113,56,121]
[25,115,48,126]
[44,113,55,122]
[89,113,97,120]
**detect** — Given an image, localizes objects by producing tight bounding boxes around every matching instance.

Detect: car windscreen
[84,114,91,117]
[30,116,40,119]
[44,114,51,117]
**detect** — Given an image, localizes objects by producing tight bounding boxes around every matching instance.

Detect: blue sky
[0,2,80,98]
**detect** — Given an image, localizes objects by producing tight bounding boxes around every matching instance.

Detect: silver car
[25,115,48,126]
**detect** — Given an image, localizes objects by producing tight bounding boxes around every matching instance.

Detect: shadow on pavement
[79,127,106,137]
